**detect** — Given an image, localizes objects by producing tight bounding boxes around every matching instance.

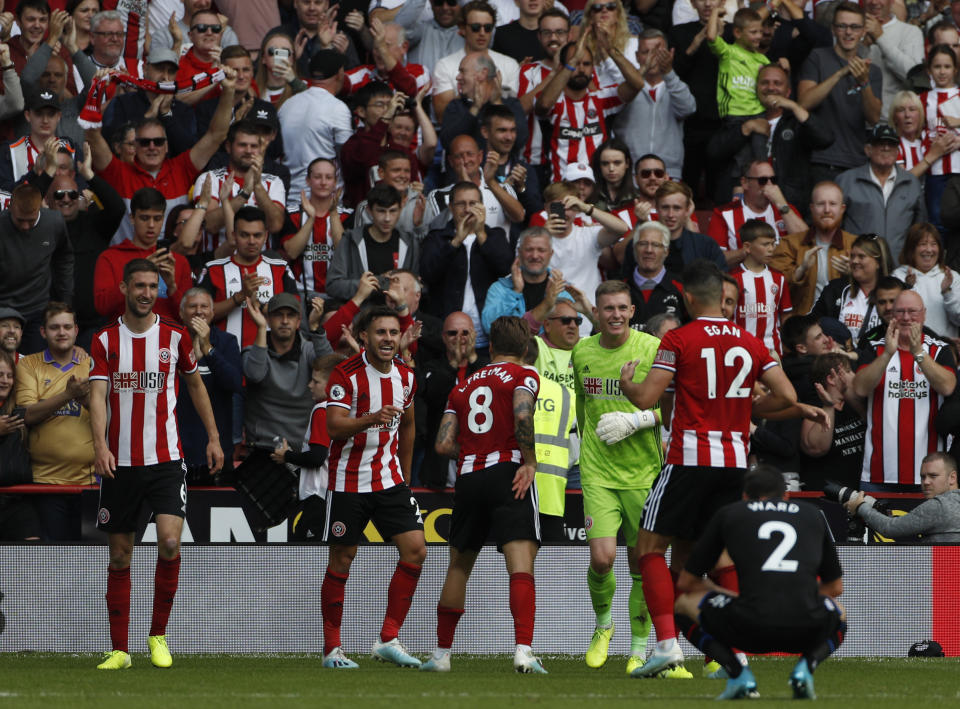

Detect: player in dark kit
[674,465,846,700]
[89,259,224,670]
[424,316,545,674]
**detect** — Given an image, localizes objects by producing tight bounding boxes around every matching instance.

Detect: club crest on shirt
[331,521,346,537]
[403,386,411,400]
[584,515,593,531]
[770,283,779,296]
[158,348,171,363]
[330,384,346,401]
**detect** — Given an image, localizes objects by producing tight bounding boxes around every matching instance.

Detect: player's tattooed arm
[435,412,460,459]
[513,389,537,463]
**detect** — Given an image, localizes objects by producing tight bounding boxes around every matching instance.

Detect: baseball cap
[908,640,944,657]
[867,124,899,145]
[0,307,26,326]
[249,103,280,132]
[266,292,301,314]
[147,48,180,67]
[563,162,595,183]
[309,50,347,80]
[26,89,61,112]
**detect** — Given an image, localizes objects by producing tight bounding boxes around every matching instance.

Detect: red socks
[381,561,422,642]
[321,567,349,655]
[638,552,677,641]
[437,605,465,649]
[709,565,739,594]
[509,572,536,646]
[106,566,131,652]
[150,555,181,636]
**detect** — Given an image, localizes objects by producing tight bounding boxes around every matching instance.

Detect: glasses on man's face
[547,315,583,326]
[638,168,666,179]
[444,329,472,337]
[833,22,863,32]
[136,137,167,147]
[539,28,568,37]
[745,175,777,186]
[433,0,458,6]
[53,190,80,200]
[894,308,923,316]
[591,2,618,12]
[635,240,665,250]
[468,22,495,33]
[191,23,223,34]
[93,31,124,38]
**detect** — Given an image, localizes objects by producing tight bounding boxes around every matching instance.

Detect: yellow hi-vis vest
[534,375,572,517]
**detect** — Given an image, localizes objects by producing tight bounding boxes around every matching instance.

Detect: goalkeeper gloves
[595,410,657,445]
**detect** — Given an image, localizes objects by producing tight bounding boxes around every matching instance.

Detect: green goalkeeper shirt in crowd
[708,36,768,117]
[572,328,663,490]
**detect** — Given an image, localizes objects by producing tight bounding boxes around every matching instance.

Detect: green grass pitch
[0,655,956,708]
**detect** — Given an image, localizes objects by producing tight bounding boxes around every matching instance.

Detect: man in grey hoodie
[242,292,332,449]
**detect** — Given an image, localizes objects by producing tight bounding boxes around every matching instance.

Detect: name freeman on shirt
[112,371,168,392]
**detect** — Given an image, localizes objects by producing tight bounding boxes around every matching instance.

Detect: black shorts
[97,460,188,533]
[322,483,423,546]
[291,495,327,542]
[641,464,744,540]
[449,462,541,553]
[698,591,843,654]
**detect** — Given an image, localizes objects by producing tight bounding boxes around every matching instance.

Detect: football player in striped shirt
[89,258,224,671]
[319,306,425,669]
[422,317,543,674]
[617,261,825,677]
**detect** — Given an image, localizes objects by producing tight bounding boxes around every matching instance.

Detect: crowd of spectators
[4,0,960,541]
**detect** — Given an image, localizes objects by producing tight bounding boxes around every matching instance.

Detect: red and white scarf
[78,69,226,129]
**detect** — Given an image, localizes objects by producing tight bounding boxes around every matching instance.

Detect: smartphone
[272,48,291,60]
[10,406,25,421]
[549,201,565,220]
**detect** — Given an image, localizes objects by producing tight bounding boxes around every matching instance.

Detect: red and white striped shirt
[193,167,286,253]
[733,265,792,356]
[921,87,960,175]
[652,318,777,468]
[283,206,345,294]
[547,86,623,183]
[518,60,552,166]
[299,402,331,500]
[102,0,150,59]
[325,352,417,493]
[860,334,954,485]
[444,362,539,476]
[89,314,197,467]
[707,199,799,251]
[198,254,298,348]
[897,134,926,171]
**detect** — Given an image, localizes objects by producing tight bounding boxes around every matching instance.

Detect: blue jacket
[481,270,574,334]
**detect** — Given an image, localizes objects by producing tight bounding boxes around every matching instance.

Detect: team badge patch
[584,515,593,531]
[158,348,171,363]
[331,521,346,537]
[330,385,346,401]
[98,507,110,524]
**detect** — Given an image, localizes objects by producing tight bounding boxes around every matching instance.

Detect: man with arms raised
[423,316,545,673]
[89,258,224,670]
[320,306,425,669]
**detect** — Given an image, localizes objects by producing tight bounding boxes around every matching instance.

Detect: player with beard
[89,258,224,670]
[320,306,426,669]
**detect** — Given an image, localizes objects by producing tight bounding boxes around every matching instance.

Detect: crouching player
[673,465,846,700]
[423,316,545,674]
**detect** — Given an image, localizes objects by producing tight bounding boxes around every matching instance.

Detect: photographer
[842,452,960,543]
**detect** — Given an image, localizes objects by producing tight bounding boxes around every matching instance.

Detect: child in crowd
[732,219,792,357]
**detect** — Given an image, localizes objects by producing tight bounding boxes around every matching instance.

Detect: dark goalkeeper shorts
[97,460,188,533]
[641,463,744,540]
[449,462,541,553]
[698,591,843,654]
[322,483,423,546]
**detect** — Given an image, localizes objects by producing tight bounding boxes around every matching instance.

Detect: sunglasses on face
[591,2,618,12]
[744,175,777,185]
[548,315,583,326]
[468,22,495,32]
[638,168,666,178]
[191,23,222,34]
[136,137,167,147]
[53,190,80,200]
[444,329,472,336]
[433,0,458,5]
